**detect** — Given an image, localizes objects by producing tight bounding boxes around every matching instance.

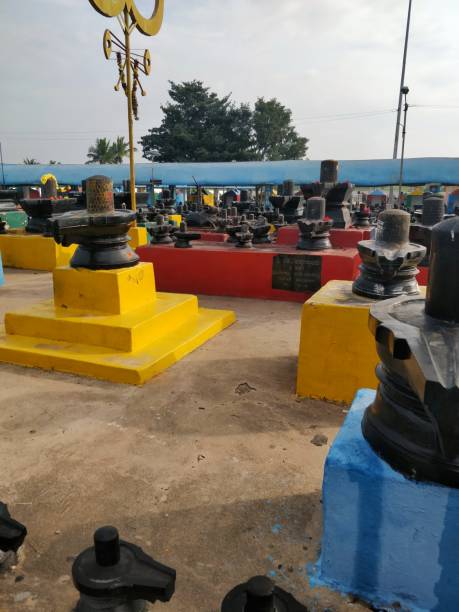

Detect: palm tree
[111,136,130,164]
[86,138,116,164]
[23,158,40,165]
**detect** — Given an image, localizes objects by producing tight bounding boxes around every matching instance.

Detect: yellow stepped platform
[296,280,426,404]
[0,232,76,271]
[0,262,236,385]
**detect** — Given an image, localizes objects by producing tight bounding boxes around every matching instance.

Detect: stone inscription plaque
[272,254,322,292]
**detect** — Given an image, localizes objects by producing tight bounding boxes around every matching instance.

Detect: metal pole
[398,93,409,203]
[388,0,413,208]
[0,141,5,187]
[124,8,137,212]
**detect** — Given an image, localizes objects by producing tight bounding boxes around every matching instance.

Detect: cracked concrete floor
[0,269,369,612]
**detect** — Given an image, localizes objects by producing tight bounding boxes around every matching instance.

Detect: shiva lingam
[352,209,426,300]
[236,189,255,213]
[354,203,372,228]
[301,160,353,229]
[72,526,176,612]
[148,214,177,244]
[269,180,305,223]
[362,217,459,488]
[0,502,27,571]
[20,177,83,235]
[235,222,253,248]
[226,214,246,244]
[251,216,272,244]
[297,197,333,251]
[52,175,139,270]
[409,196,448,265]
[174,222,201,248]
[221,575,307,611]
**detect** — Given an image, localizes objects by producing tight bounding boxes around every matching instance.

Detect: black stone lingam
[148,214,177,244]
[301,160,353,229]
[174,222,201,248]
[221,575,307,611]
[0,218,7,234]
[52,175,139,270]
[72,526,176,612]
[20,196,83,235]
[362,217,459,488]
[297,197,333,251]
[269,180,305,223]
[0,502,27,556]
[354,203,372,228]
[226,214,245,244]
[352,209,426,299]
[251,216,272,244]
[409,196,447,264]
[235,223,253,248]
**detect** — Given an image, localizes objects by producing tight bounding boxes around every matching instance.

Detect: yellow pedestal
[169,214,182,226]
[0,262,236,385]
[0,233,77,271]
[296,280,427,404]
[296,280,379,405]
[128,226,148,249]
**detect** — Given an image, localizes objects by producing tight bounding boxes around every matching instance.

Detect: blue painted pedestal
[0,253,4,286]
[313,389,459,612]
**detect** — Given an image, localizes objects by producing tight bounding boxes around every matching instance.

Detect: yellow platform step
[0,233,76,271]
[0,261,236,384]
[0,307,234,385]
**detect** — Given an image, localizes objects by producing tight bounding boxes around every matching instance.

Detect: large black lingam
[72,526,176,612]
[352,209,425,299]
[362,217,459,487]
[52,175,139,269]
[297,197,333,251]
[269,180,304,223]
[301,160,353,229]
[221,575,307,611]
[409,196,447,264]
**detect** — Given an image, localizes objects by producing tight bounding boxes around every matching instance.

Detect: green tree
[140,80,254,162]
[23,158,40,165]
[86,138,116,164]
[111,136,130,164]
[252,98,308,161]
[140,81,309,163]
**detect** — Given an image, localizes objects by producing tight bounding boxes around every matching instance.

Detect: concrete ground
[0,270,369,612]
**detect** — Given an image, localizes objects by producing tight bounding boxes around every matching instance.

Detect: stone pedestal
[313,388,459,612]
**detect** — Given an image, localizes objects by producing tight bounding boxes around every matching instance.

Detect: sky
[0,0,458,164]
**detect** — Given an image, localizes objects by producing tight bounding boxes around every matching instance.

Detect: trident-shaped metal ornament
[87,0,164,211]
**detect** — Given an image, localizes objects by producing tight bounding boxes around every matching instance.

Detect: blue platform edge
[0,253,4,286]
[310,389,459,612]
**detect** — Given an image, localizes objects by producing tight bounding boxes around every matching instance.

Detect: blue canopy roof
[368,188,387,196]
[2,157,459,188]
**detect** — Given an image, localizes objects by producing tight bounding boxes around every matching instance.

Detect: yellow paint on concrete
[128,226,148,249]
[0,262,236,384]
[296,280,426,404]
[53,263,156,315]
[0,233,77,271]
[296,280,379,405]
[169,214,182,226]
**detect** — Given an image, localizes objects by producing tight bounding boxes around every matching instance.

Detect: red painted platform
[277,226,372,248]
[137,243,361,302]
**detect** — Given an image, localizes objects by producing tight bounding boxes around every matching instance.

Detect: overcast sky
[1,0,458,164]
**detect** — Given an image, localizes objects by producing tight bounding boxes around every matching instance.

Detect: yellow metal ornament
[88,0,164,211]
[89,0,164,36]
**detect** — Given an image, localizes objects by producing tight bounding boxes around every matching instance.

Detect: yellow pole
[124,8,137,212]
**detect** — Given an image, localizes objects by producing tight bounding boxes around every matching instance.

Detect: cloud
[0,0,458,164]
